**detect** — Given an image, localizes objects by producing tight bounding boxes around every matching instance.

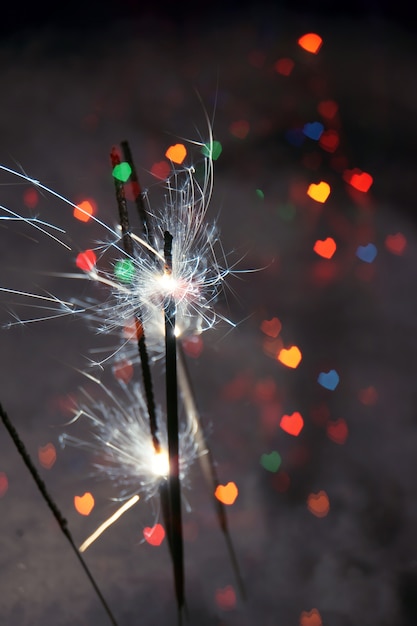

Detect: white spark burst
[59,377,201,502]
[1,132,236,359]
[1,127,235,509]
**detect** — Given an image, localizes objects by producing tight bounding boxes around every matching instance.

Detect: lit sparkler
[0,124,245,619]
[0,129,234,347]
[59,376,200,503]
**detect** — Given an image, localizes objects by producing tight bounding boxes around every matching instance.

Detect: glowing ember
[151,449,170,477]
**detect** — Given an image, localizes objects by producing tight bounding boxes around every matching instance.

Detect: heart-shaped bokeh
[307,181,331,203]
[278,346,302,368]
[313,237,336,259]
[307,491,330,517]
[74,492,95,516]
[317,369,339,390]
[143,524,165,546]
[214,482,238,505]
[260,451,281,472]
[280,412,304,436]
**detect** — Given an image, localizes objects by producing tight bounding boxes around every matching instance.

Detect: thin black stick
[0,402,119,626]
[177,346,246,600]
[164,231,185,617]
[121,145,185,616]
[111,148,160,452]
[158,483,185,626]
[121,141,153,243]
[110,148,134,258]
[136,321,160,453]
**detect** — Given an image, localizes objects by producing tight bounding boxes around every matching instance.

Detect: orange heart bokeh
[300,608,322,626]
[74,492,95,516]
[215,482,238,505]
[278,346,302,368]
[307,491,330,518]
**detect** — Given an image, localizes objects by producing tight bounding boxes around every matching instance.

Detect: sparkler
[1,124,245,620]
[59,376,200,503]
[0,402,119,626]
[163,229,185,614]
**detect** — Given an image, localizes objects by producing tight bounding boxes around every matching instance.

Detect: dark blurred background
[0,0,416,35]
[1,2,417,625]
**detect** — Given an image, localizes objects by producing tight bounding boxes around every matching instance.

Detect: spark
[1,134,235,351]
[79,494,140,553]
[0,203,71,249]
[59,379,201,502]
[1,126,246,606]
[94,151,232,348]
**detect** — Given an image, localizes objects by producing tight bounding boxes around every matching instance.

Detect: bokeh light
[74,492,95,516]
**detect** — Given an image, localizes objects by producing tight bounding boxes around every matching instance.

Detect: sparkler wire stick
[2,128,242,617]
[121,141,154,242]
[110,148,160,453]
[164,230,185,616]
[0,402,119,626]
[119,138,241,606]
[111,143,184,614]
[177,346,246,600]
[118,142,188,616]
[110,148,134,258]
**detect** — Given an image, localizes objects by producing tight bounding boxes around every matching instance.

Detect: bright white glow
[151,449,170,477]
[0,131,237,356]
[60,382,200,501]
[158,272,175,291]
